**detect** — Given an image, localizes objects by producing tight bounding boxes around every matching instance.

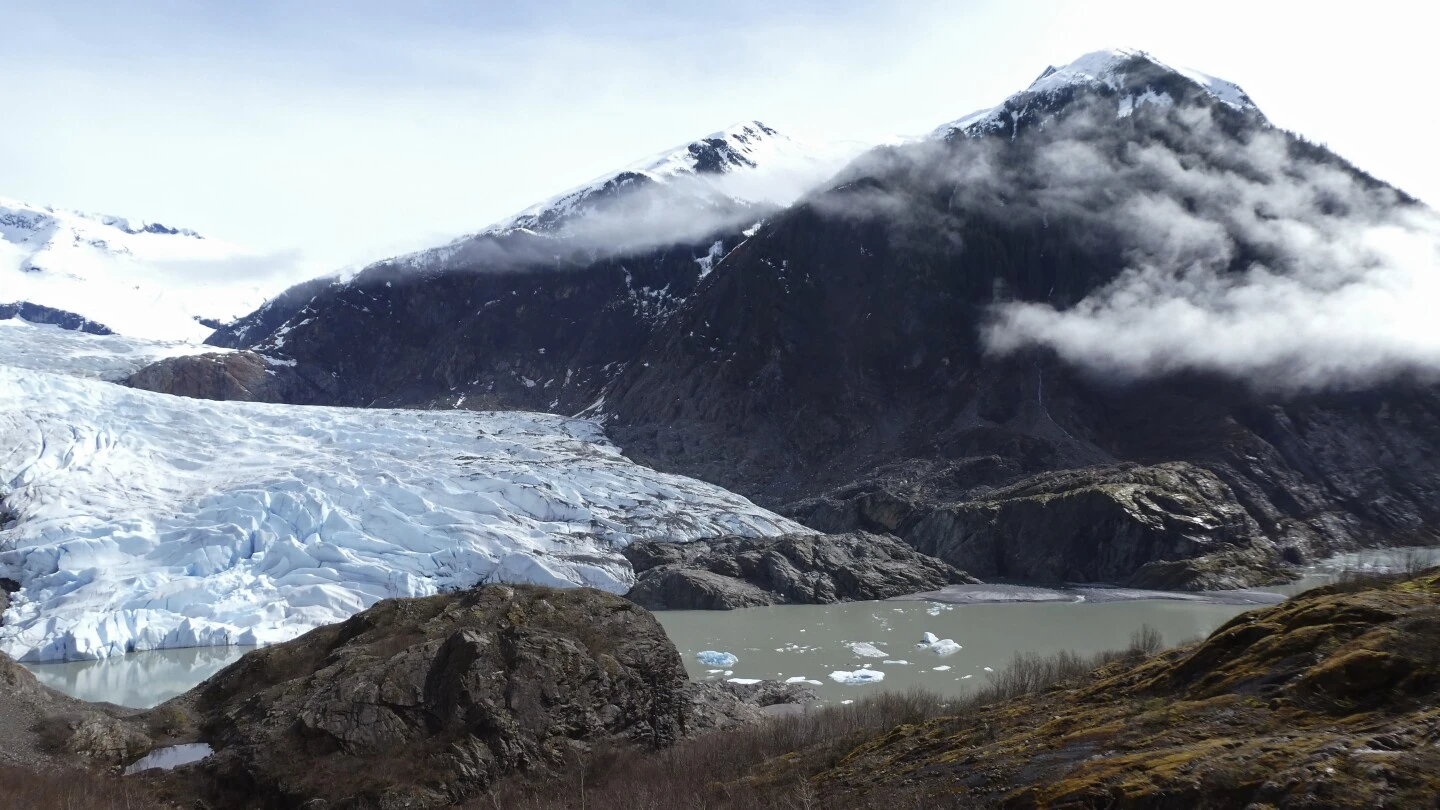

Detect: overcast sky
[2,0,1433,278]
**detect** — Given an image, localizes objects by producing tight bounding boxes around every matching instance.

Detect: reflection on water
[24,645,252,708]
[124,743,213,775]
[21,547,1437,708]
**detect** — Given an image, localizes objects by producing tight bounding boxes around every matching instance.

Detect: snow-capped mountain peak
[1,196,297,343]
[380,121,863,273]
[932,48,1261,139]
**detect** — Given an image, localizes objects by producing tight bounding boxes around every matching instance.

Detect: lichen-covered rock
[180,585,694,808]
[902,462,1288,589]
[623,532,976,610]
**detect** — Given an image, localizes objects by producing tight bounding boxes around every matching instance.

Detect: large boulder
[623,531,976,610]
[180,585,696,808]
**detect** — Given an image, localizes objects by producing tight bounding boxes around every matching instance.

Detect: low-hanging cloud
[389,144,866,276]
[815,98,1440,392]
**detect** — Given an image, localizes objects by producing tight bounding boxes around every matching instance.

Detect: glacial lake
[22,547,1437,708]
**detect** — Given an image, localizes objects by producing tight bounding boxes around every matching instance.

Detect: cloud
[823,97,1440,392]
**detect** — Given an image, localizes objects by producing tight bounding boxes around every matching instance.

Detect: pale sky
[2,0,1433,279]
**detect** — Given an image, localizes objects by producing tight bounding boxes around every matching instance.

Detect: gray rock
[179,585,695,808]
[901,462,1289,590]
[623,531,976,610]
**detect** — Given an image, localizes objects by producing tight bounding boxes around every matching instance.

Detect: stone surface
[125,350,288,402]
[623,532,976,610]
[175,585,706,807]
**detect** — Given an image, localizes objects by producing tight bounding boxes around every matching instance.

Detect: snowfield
[0,358,800,662]
[0,318,230,381]
[1,196,305,342]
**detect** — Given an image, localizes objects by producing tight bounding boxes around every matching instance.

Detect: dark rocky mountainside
[623,531,976,610]
[128,51,1440,589]
[0,302,113,334]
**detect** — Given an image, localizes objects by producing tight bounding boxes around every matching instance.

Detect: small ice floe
[124,743,213,775]
[931,639,962,657]
[785,676,823,685]
[961,674,973,680]
[916,632,962,656]
[848,641,887,658]
[697,650,738,667]
[841,699,855,705]
[727,678,763,685]
[829,669,886,685]
[982,666,994,672]
[882,659,909,665]
[932,665,952,672]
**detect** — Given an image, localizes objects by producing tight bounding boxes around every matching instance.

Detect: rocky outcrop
[0,302,113,334]
[0,651,152,768]
[906,463,1289,590]
[124,350,290,402]
[175,585,707,808]
[0,577,16,625]
[819,568,1440,808]
[623,532,976,610]
[791,463,1288,590]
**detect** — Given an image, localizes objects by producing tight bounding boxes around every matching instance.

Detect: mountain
[175,121,857,411]
[0,197,289,342]
[131,50,1440,589]
[930,47,1259,140]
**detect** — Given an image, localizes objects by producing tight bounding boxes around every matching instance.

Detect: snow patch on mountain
[931,48,1260,140]
[0,336,801,662]
[383,122,865,273]
[0,197,305,342]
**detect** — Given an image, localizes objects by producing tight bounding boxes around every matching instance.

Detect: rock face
[623,532,976,610]
[0,302,113,334]
[125,350,287,402]
[181,585,696,808]
[797,463,1287,590]
[0,651,152,768]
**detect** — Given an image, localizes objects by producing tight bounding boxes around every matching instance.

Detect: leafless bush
[0,764,153,810]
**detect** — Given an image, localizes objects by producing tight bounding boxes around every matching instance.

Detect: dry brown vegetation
[470,629,1168,810]
[0,764,156,810]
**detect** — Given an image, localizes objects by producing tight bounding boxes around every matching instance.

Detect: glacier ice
[696,650,739,667]
[828,668,885,685]
[0,357,801,662]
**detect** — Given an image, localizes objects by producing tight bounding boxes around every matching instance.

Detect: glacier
[0,331,801,662]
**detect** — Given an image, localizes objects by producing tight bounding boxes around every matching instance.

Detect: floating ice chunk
[840,699,854,705]
[829,669,885,685]
[982,666,994,672]
[697,650,738,667]
[931,639,963,657]
[882,660,909,665]
[933,665,952,671]
[961,674,973,680]
[785,676,823,685]
[849,641,887,658]
[727,678,762,685]
[921,631,939,645]
[124,743,213,775]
